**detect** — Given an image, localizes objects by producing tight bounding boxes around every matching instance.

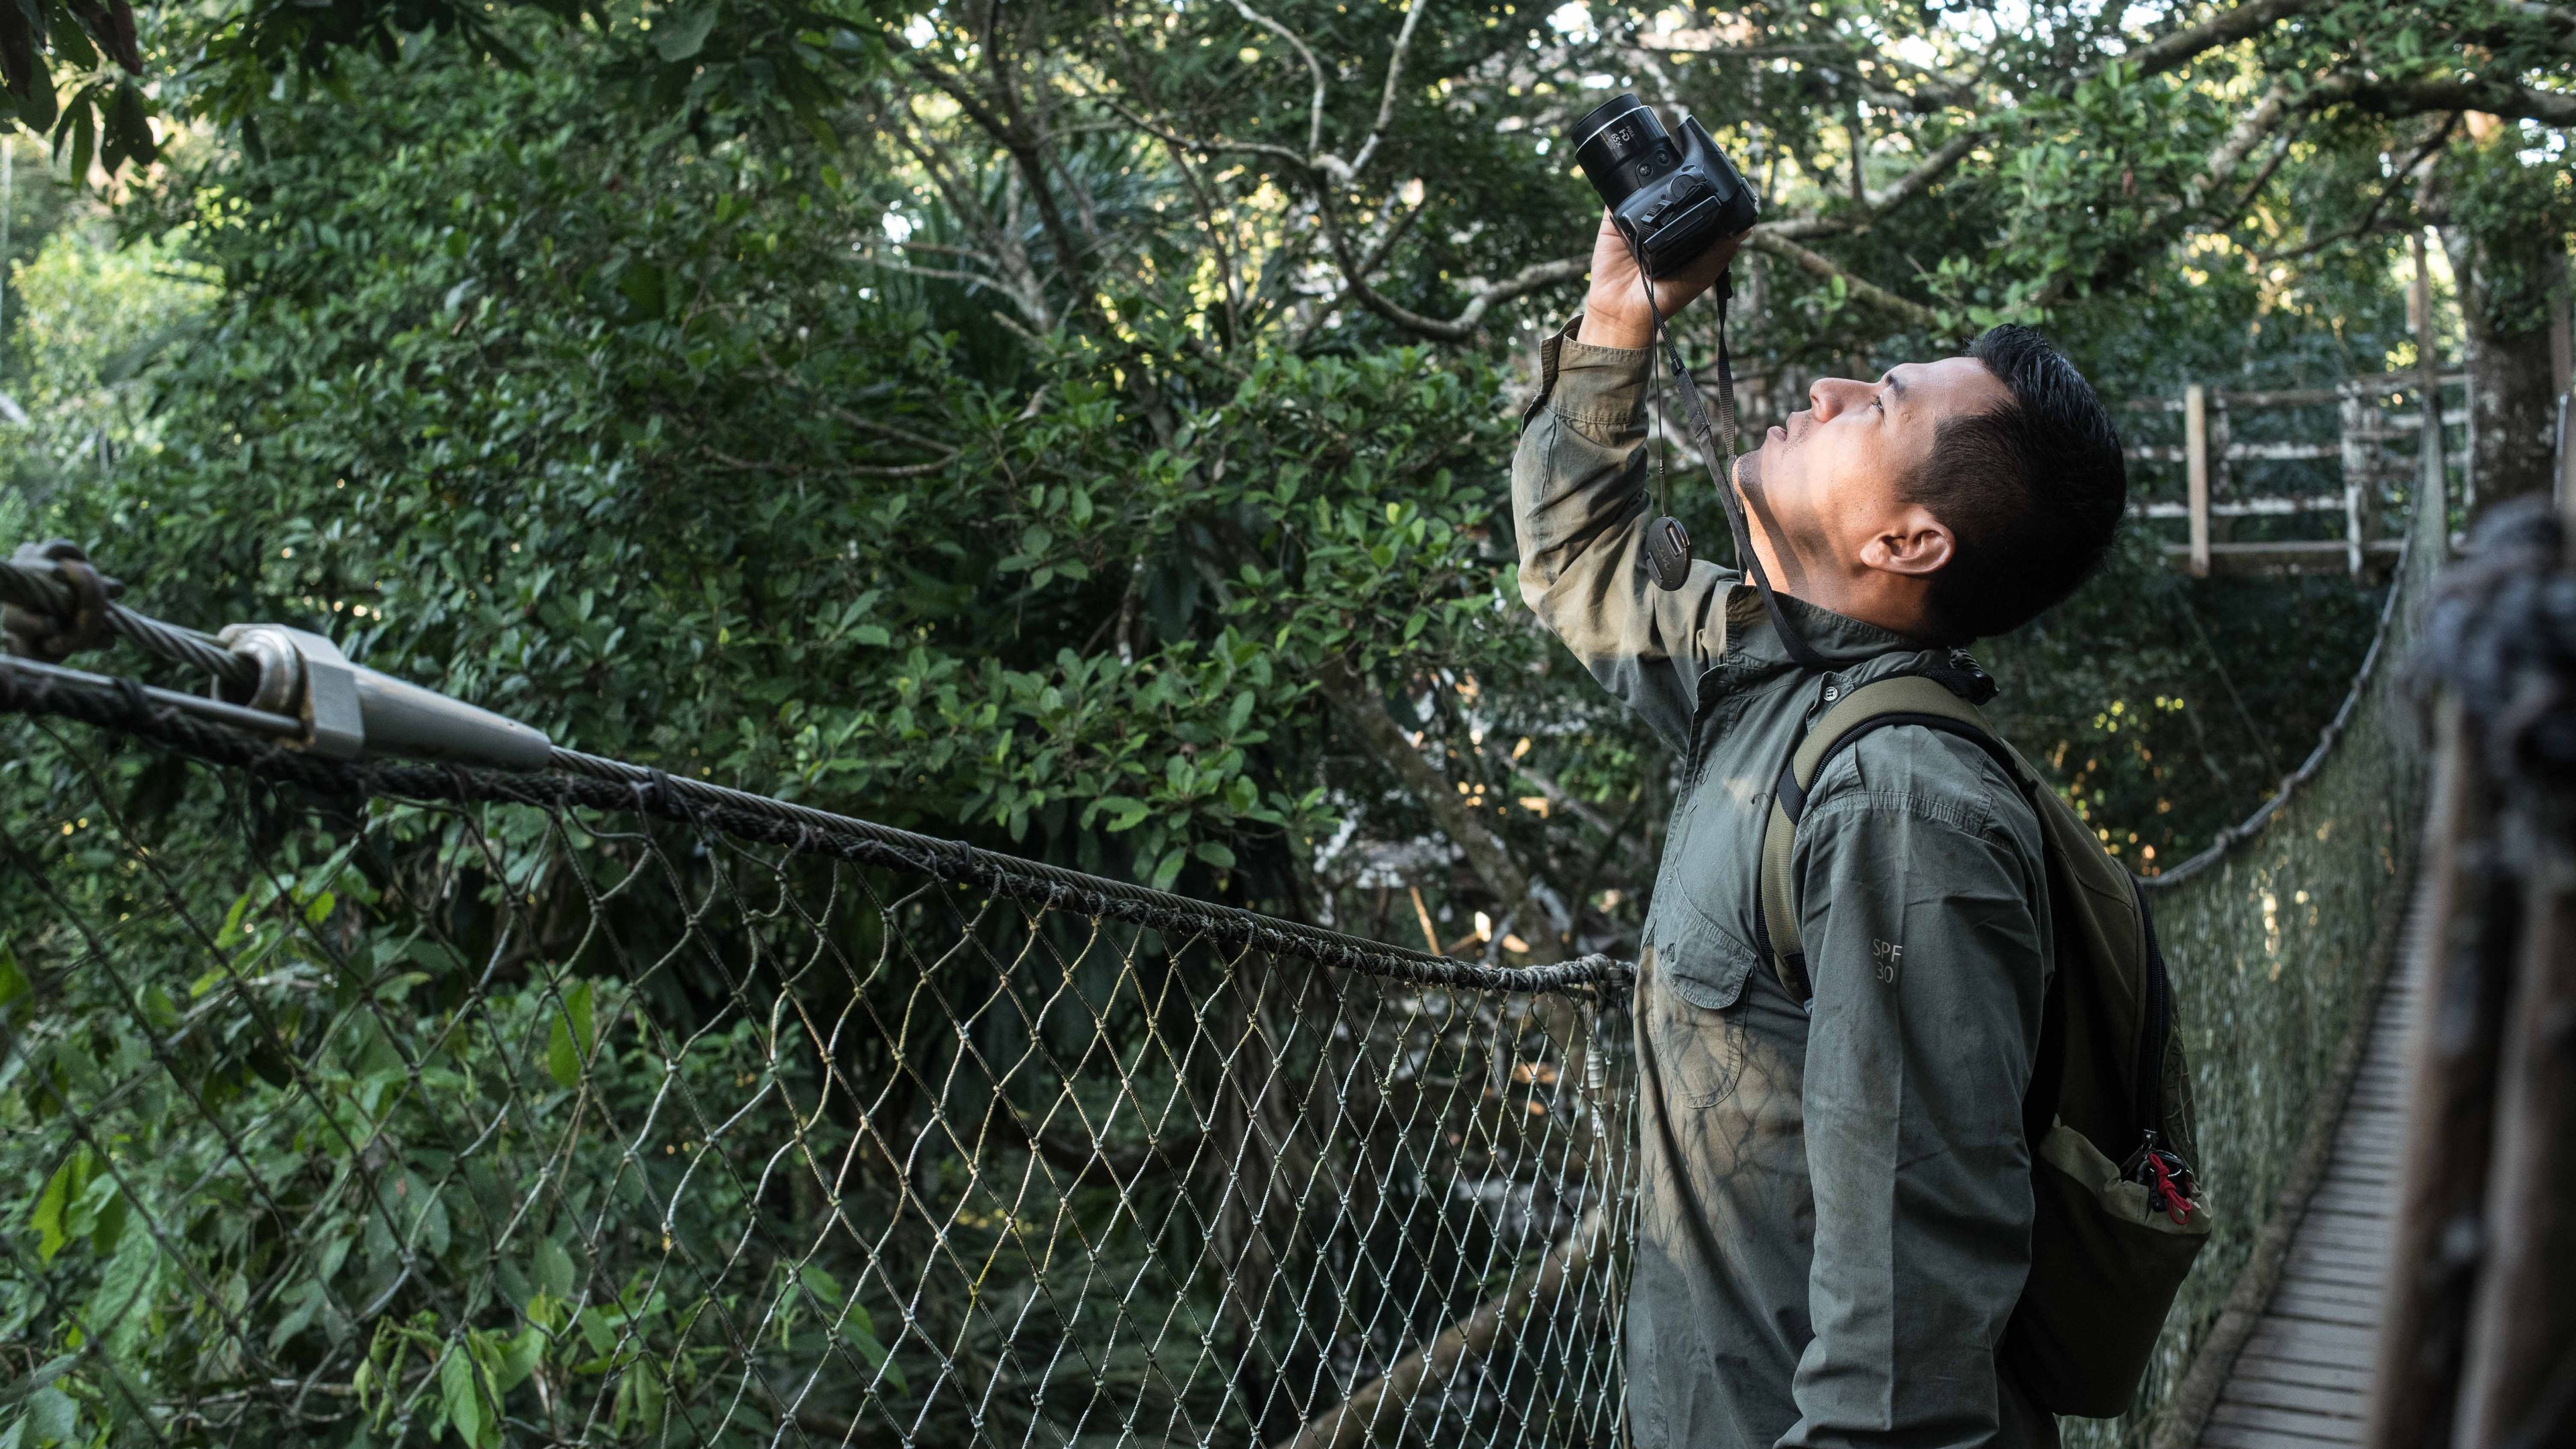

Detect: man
[1513,216,2127,1449]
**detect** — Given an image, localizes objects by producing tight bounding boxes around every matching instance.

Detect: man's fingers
[1582,215,1746,345]
[1691,233,1745,286]
[1644,233,1746,315]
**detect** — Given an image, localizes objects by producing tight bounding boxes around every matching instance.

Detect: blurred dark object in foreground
[2371,495,2576,1449]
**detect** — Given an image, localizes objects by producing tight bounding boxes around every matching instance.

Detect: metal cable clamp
[218,623,552,769]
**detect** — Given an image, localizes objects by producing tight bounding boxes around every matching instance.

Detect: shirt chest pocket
[1657,718,1784,1016]
[1644,904,1763,1110]
[1652,895,1761,1011]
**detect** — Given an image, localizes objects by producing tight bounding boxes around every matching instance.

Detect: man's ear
[1860,503,1953,579]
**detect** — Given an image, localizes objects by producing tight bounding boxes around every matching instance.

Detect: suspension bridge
[0,362,2504,1449]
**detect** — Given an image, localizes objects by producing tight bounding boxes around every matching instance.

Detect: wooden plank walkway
[2199,955,2420,1448]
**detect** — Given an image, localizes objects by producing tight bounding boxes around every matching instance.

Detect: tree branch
[1479,741,1655,879]
[978,23,1096,294]
[981,1099,1203,1183]
[1222,0,1431,184]
[857,248,1009,291]
[1226,0,1333,161]
[1306,119,1966,340]
[855,111,1056,327]
[1085,0,2318,346]
[1157,132,1250,340]
[903,52,1094,317]
[1079,89,1316,174]
[2034,76,2302,306]
[1744,229,1945,331]
[2255,114,2456,264]
[1864,130,1984,217]
[1645,40,1980,112]
[1743,128,1986,242]
[2311,71,2576,127]
[2215,123,2296,227]
[1345,0,1431,180]
[2126,0,2323,82]
[1294,192,1425,348]
[1316,198,1587,341]
[1312,223,1949,343]
[2191,78,2292,208]
[1273,1206,1610,1449]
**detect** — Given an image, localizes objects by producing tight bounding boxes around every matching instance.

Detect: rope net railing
[0,676,1636,1447]
[2081,450,2446,1448]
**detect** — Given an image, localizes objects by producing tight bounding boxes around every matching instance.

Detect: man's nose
[1808,377,1872,421]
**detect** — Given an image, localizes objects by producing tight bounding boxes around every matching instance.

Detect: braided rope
[1,662,1631,995]
[0,553,256,686]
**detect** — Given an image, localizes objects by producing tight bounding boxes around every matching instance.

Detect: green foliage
[2445,125,2576,333]
[0,219,213,498]
[1986,533,2386,872]
[0,753,808,1444]
[0,0,149,176]
[26,37,1543,918]
[0,0,935,186]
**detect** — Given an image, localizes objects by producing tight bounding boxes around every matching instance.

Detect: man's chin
[1732,441,1769,492]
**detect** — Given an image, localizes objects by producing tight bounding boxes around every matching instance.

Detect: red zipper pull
[2147,1152,2192,1225]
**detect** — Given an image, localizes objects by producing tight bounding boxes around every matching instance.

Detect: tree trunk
[2442,222,2561,508]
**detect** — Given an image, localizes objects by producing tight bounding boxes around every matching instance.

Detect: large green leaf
[545,979,594,1091]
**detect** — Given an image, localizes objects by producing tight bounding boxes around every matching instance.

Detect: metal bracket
[218,624,552,769]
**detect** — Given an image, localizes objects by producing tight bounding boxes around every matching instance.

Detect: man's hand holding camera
[1575,210,1740,352]
[1565,91,1759,352]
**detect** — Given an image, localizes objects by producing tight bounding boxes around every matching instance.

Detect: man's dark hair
[1905,325,2127,643]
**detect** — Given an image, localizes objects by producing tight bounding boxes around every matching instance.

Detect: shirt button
[1822,685,1841,702]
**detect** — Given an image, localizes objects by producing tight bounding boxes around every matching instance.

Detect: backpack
[1754,673,2211,1417]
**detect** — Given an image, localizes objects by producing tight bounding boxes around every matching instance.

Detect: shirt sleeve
[1776,735,2051,1449]
[1511,315,1738,751]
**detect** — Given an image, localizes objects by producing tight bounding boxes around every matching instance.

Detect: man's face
[1730,356,2010,598]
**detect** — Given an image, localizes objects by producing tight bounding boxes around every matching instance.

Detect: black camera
[1571,94,1758,277]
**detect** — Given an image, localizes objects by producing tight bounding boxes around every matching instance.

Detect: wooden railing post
[2458,372,2477,517]
[2210,390,2233,555]
[2452,845,2576,1444]
[2185,382,2211,578]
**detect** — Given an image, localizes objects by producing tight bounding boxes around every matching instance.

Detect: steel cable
[0,659,1631,994]
[0,552,257,686]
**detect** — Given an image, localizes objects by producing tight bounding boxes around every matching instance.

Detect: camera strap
[1640,267,1827,671]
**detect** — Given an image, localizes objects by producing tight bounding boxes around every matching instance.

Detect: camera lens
[1572,94,1676,207]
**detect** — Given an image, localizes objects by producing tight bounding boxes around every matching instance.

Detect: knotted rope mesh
[0,700,1635,1448]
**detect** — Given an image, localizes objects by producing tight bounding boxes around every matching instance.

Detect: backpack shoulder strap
[1758,674,2027,998]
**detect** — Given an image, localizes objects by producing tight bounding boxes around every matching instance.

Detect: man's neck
[1746,531,1931,644]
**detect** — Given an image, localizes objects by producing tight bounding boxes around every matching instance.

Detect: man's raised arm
[1513,215,1743,749]
[1510,321,1737,750]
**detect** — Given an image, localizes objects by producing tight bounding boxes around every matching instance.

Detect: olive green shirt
[1513,321,2057,1449]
